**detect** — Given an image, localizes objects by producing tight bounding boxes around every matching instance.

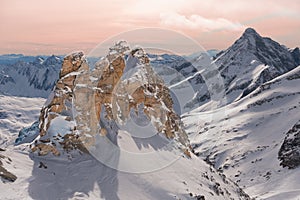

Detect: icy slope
[183,66,300,199]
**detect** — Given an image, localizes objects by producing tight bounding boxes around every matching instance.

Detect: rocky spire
[31,42,192,157]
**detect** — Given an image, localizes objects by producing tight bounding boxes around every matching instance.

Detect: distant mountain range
[0,55,63,97]
[1,28,299,103]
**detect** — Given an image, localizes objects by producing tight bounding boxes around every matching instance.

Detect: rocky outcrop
[31,41,191,157]
[278,121,300,169]
[113,47,190,148]
[291,47,300,66]
[32,52,89,156]
[0,151,17,182]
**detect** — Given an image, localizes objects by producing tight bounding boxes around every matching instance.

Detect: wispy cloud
[160,12,245,31]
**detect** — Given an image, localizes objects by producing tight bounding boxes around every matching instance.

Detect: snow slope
[0,92,251,200]
[0,144,251,200]
[0,95,45,146]
[183,66,300,199]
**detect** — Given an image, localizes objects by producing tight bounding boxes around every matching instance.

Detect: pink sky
[1,0,299,55]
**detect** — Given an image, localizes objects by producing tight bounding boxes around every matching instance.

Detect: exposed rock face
[33,52,89,156]
[278,121,300,169]
[113,47,189,148]
[32,41,191,157]
[291,47,300,66]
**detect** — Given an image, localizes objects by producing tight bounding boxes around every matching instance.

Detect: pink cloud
[160,12,245,31]
[0,0,299,55]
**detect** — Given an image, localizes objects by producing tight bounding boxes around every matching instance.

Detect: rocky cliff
[31,41,191,157]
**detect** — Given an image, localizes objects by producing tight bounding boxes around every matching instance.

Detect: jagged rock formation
[32,52,89,156]
[31,41,191,157]
[119,48,189,146]
[278,120,300,169]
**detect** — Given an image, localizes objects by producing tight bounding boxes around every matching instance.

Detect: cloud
[160,12,245,31]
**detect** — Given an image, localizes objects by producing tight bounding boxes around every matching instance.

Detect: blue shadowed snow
[15,121,39,145]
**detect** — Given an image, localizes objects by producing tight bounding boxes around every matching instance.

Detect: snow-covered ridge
[213,28,299,103]
[0,55,63,98]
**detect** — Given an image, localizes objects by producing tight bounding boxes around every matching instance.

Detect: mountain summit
[242,27,260,37]
[212,27,300,103]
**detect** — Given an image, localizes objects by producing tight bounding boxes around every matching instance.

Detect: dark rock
[278,121,300,169]
[195,195,205,200]
[0,165,17,182]
[38,162,47,169]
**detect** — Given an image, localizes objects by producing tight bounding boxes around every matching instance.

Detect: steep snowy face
[150,53,214,113]
[43,55,61,66]
[0,55,62,97]
[183,66,300,199]
[213,27,299,103]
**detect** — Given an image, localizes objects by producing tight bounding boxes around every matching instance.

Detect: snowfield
[0,95,45,146]
[0,95,250,199]
[183,66,300,199]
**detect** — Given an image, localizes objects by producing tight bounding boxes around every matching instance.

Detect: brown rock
[33,43,191,157]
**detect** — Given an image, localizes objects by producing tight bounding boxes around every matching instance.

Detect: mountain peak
[44,55,62,67]
[32,56,44,65]
[242,27,260,37]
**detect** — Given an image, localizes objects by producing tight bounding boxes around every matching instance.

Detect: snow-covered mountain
[0,55,62,98]
[213,28,299,103]
[0,54,39,65]
[0,27,299,199]
[149,28,300,113]
[183,65,300,199]
[0,53,212,105]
